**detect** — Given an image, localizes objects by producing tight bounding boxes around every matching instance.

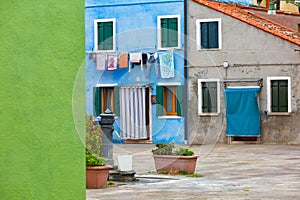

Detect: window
[196,19,221,50]
[158,15,180,49]
[156,84,184,117]
[198,79,220,115]
[267,77,291,113]
[94,19,116,51]
[93,86,119,116]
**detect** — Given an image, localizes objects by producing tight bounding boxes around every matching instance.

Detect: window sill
[267,112,290,116]
[158,116,182,119]
[198,113,220,116]
[197,48,221,51]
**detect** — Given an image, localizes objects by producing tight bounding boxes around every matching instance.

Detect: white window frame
[198,79,220,115]
[196,18,222,50]
[94,18,116,52]
[157,15,181,50]
[267,77,291,114]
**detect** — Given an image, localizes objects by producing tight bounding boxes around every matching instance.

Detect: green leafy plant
[86,150,106,166]
[152,143,195,156]
[86,114,103,158]
[174,148,195,156]
[86,114,105,166]
[151,143,175,155]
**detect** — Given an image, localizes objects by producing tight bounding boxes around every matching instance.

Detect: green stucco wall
[0,1,85,199]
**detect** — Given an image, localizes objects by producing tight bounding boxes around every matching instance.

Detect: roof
[192,0,300,46]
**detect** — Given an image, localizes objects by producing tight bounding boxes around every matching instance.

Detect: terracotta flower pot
[153,155,199,174]
[86,165,112,189]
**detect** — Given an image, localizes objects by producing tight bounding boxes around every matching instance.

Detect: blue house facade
[85,0,185,144]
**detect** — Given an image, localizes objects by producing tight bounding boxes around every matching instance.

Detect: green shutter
[161,18,168,48]
[208,22,218,49]
[200,22,208,49]
[202,83,209,112]
[208,82,217,112]
[98,22,113,50]
[114,86,120,116]
[168,18,178,47]
[156,86,164,116]
[271,81,279,112]
[93,87,101,116]
[279,80,288,112]
[202,82,217,113]
[176,85,184,116]
[271,80,288,112]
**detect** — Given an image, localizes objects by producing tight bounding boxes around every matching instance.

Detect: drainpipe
[184,0,188,144]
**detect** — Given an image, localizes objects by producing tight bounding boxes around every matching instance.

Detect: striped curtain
[120,87,147,139]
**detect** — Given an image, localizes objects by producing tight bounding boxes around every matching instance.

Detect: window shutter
[200,22,208,49]
[114,86,120,116]
[156,86,164,116]
[93,87,102,116]
[208,82,217,112]
[103,22,113,50]
[208,22,218,49]
[168,18,178,47]
[161,18,168,48]
[202,83,209,112]
[98,22,113,50]
[176,85,184,116]
[279,80,288,112]
[98,23,104,50]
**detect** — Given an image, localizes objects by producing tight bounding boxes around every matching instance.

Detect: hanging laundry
[129,53,143,71]
[107,54,118,71]
[146,52,159,78]
[96,53,106,71]
[159,52,174,78]
[119,53,128,68]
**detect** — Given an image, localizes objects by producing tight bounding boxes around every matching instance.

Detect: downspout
[184,0,188,144]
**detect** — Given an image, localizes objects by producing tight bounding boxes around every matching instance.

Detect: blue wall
[85,0,185,144]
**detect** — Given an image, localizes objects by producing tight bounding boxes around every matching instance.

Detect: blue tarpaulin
[225,87,261,136]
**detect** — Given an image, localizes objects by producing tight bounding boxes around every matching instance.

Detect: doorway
[119,86,151,142]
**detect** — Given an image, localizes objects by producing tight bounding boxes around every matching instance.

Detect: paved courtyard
[87,144,300,199]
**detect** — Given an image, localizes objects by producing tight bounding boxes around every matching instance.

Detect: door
[224,87,261,137]
[119,86,151,140]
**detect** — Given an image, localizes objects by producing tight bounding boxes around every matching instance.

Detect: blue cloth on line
[224,87,261,136]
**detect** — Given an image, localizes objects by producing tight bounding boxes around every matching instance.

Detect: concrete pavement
[87,144,300,199]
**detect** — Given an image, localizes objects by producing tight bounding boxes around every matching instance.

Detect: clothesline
[88,51,176,79]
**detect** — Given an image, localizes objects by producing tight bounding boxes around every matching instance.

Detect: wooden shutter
[278,80,288,112]
[113,86,120,116]
[93,87,102,116]
[161,18,168,48]
[200,22,209,49]
[271,80,288,112]
[202,82,217,113]
[156,86,164,116]
[176,85,184,116]
[168,18,178,47]
[208,22,218,49]
[98,22,113,50]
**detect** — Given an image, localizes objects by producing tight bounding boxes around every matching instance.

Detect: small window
[93,86,119,116]
[156,84,184,117]
[94,19,116,51]
[198,79,220,115]
[158,15,180,49]
[267,77,291,113]
[196,19,221,50]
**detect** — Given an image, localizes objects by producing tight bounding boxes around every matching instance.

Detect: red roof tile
[192,0,300,46]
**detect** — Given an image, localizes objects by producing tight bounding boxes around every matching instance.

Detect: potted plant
[86,115,112,189]
[152,143,199,174]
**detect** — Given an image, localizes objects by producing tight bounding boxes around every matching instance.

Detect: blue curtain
[225,87,261,136]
